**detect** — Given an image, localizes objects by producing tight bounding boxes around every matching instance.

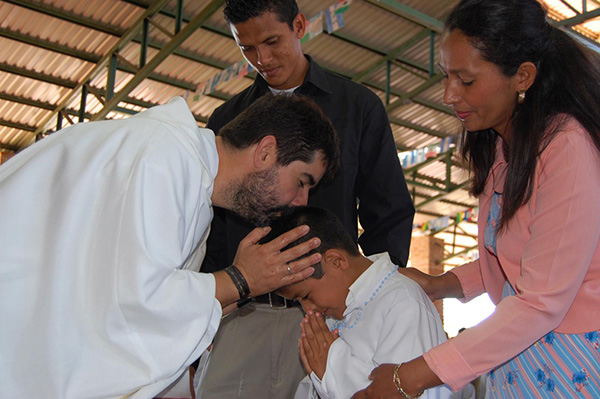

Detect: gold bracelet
[393,363,424,399]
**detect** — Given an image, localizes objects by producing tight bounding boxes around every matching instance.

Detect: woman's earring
[518,90,526,104]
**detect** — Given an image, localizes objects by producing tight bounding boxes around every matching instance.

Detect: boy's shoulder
[376,271,436,311]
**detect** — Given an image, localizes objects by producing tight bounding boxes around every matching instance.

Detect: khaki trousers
[197,302,306,399]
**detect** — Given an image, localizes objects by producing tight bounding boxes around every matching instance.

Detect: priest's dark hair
[219,93,339,182]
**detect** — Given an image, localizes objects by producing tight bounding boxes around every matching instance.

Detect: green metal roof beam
[353,29,431,83]
[0,27,200,91]
[413,98,454,116]
[441,245,478,263]
[364,0,444,33]
[557,0,581,15]
[555,8,600,27]
[0,62,77,88]
[33,0,171,137]
[0,119,36,132]
[389,116,448,139]
[385,73,444,113]
[7,0,227,69]
[0,142,20,151]
[92,0,225,121]
[415,179,470,210]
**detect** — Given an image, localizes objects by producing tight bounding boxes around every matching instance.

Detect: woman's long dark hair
[446,0,600,231]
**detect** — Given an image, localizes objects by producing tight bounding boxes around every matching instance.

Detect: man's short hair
[219,93,339,181]
[224,0,299,29]
[261,206,360,279]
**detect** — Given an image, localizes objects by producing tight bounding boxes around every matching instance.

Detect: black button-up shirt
[201,56,414,271]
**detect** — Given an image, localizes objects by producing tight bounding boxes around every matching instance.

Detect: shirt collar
[344,252,397,317]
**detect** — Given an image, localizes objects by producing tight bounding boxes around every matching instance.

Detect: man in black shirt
[197,1,415,398]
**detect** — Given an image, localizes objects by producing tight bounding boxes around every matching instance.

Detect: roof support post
[107,54,117,101]
[140,18,149,67]
[429,30,435,77]
[78,85,88,123]
[175,0,184,34]
[385,60,391,105]
[56,112,63,131]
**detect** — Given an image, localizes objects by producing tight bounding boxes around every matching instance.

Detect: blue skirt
[486,283,600,398]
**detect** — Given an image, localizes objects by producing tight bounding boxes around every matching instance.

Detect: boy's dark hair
[260,206,360,279]
[224,0,299,29]
[219,93,339,181]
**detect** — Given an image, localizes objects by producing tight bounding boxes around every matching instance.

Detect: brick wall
[409,235,445,322]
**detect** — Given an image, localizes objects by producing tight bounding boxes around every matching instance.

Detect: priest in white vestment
[0,94,339,399]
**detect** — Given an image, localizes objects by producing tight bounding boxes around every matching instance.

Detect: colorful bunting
[301,11,324,43]
[415,208,479,234]
[399,136,454,169]
[189,60,253,102]
[325,0,352,34]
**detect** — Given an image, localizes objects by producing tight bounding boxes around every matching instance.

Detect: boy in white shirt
[267,207,452,399]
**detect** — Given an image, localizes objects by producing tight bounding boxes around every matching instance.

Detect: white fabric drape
[0,97,222,398]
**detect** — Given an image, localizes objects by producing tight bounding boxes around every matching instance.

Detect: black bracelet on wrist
[224,264,250,300]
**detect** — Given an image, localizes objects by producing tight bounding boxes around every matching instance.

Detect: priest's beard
[230,166,290,227]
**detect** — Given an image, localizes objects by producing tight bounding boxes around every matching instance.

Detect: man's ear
[253,135,278,170]
[293,13,307,40]
[516,61,537,92]
[323,249,349,271]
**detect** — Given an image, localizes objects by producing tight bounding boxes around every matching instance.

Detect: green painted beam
[385,73,444,113]
[91,0,225,121]
[0,26,199,91]
[0,62,77,88]
[0,92,89,120]
[389,116,448,138]
[441,245,478,263]
[555,8,600,27]
[33,0,171,137]
[364,0,444,33]
[415,180,470,210]
[0,143,20,151]
[413,98,454,116]
[403,150,453,175]
[353,29,431,83]
[7,0,228,70]
[0,118,36,132]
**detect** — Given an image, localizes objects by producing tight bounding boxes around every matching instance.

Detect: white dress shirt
[296,253,452,399]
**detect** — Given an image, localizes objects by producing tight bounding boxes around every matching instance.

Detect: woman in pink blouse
[353,0,600,398]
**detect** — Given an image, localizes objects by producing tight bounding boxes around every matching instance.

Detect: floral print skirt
[486,283,600,398]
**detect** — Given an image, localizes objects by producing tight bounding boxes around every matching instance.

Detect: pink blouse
[423,116,600,390]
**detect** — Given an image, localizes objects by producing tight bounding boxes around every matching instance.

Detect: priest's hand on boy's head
[299,311,339,379]
[232,225,321,297]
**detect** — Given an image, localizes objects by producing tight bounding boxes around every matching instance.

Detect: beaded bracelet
[393,363,424,399]
[224,264,250,300]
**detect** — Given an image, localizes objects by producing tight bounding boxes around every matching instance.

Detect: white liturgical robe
[0,97,222,398]
[296,253,452,399]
